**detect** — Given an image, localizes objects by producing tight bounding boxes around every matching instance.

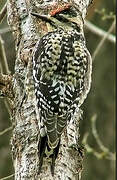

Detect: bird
[32,5,92,175]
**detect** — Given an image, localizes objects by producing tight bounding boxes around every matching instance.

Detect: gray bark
[6,0,92,179]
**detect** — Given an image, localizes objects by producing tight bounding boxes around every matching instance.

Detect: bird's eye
[61,8,77,17]
[61,9,69,15]
[52,7,77,18]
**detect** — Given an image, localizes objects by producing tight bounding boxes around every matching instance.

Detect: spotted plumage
[32,7,92,175]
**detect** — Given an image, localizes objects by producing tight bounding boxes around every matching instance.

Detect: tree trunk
[6,0,92,179]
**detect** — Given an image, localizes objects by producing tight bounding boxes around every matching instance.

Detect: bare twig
[0,126,12,136]
[0,74,13,97]
[0,74,12,85]
[95,9,115,21]
[0,34,12,114]
[0,2,7,24]
[0,35,10,74]
[0,174,14,180]
[92,19,116,61]
[0,27,11,35]
[82,114,115,161]
[0,74,13,113]
[91,114,109,152]
[82,133,106,159]
[91,114,116,161]
[85,20,116,44]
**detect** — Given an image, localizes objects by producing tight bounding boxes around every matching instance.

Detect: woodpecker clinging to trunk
[32,4,92,175]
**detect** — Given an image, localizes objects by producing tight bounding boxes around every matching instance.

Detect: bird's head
[31,4,83,33]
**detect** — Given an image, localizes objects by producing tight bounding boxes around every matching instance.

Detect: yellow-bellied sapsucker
[32,5,92,175]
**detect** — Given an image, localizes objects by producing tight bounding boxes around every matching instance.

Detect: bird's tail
[45,115,59,148]
[45,114,67,148]
[38,135,60,176]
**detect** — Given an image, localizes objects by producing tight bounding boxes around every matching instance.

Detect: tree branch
[0,2,7,24]
[85,20,116,44]
[0,34,13,114]
[0,74,13,98]
[0,3,13,114]
[0,35,10,74]
[0,27,11,35]
[82,115,115,161]
[0,126,12,136]
[91,114,115,161]
[0,174,14,180]
[92,19,116,61]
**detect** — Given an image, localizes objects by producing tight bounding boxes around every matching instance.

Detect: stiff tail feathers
[38,135,60,176]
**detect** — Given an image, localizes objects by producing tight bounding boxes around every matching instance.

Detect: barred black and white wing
[33,28,92,174]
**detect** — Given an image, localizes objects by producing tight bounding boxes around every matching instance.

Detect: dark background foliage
[0,0,115,179]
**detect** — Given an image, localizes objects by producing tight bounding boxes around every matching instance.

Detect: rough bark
[3,0,92,179]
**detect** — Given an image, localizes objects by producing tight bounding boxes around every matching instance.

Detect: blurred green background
[0,0,115,179]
